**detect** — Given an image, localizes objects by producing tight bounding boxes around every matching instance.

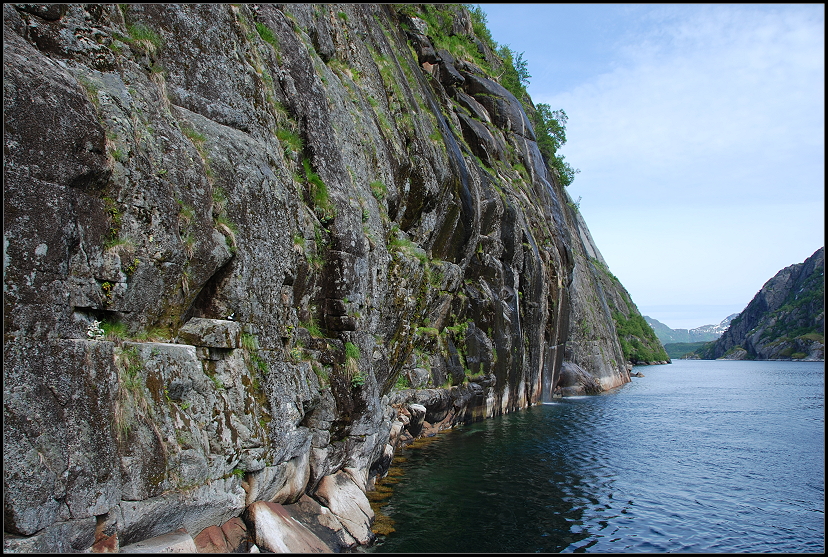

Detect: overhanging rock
[177,318,241,349]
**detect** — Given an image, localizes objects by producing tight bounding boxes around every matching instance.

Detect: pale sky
[482,3,825,330]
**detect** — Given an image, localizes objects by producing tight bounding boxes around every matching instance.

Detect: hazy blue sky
[481,4,824,330]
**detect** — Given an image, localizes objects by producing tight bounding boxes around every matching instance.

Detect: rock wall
[700,247,824,361]
[4,4,662,551]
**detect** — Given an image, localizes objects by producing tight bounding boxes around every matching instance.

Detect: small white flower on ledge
[87,320,106,340]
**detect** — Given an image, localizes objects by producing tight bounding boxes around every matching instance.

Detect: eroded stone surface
[283,494,357,551]
[177,318,241,349]
[221,517,251,553]
[193,525,230,553]
[119,528,197,553]
[313,471,374,545]
[244,501,333,553]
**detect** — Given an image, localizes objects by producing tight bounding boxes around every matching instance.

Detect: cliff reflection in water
[370,360,825,553]
[369,403,597,553]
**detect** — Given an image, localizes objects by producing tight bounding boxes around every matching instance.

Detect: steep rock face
[565,205,668,374]
[700,247,824,361]
[4,4,661,550]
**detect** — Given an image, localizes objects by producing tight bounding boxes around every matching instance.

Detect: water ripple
[369,361,825,554]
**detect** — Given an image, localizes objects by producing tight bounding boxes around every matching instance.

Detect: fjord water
[370,360,825,553]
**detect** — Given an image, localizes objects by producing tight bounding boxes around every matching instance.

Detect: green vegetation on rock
[612,312,669,363]
[663,341,710,360]
[695,247,824,360]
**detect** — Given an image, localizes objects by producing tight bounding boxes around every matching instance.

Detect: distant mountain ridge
[644,314,739,345]
[697,247,824,361]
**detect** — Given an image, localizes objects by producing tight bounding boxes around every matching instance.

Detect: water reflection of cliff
[369,404,603,553]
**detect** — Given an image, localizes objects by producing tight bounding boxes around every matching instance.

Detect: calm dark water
[368,360,825,553]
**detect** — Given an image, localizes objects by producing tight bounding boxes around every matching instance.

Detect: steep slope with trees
[696,247,824,361]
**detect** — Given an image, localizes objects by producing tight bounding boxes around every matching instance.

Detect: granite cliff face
[4,4,663,551]
[698,247,824,361]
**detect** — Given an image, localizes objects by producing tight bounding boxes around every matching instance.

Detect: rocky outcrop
[565,204,669,375]
[4,4,664,552]
[699,247,824,361]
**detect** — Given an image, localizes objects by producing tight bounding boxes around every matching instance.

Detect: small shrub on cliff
[276,128,303,158]
[351,371,367,388]
[177,200,195,229]
[343,342,366,388]
[114,345,149,436]
[394,374,410,390]
[133,326,170,342]
[182,126,206,145]
[102,319,128,340]
[388,226,419,255]
[300,318,325,338]
[76,75,102,108]
[465,368,485,381]
[444,319,471,343]
[211,187,228,216]
[566,196,582,212]
[530,104,581,187]
[345,341,361,361]
[256,22,279,50]
[549,153,580,187]
[241,332,259,351]
[251,353,269,375]
[109,146,127,163]
[302,159,334,221]
[214,215,238,254]
[308,226,327,269]
[125,23,163,55]
[497,45,530,101]
[208,373,224,390]
[416,327,440,338]
[370,180,387,201]
[289,346,304,361]
[313,363,330,387]
[104,235,135,255]
[102,197,122,243]
[241,333,270,375]
[181,233,196,259]
[532,104,566,158]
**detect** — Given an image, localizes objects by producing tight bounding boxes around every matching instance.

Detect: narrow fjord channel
[368,360,825,553]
